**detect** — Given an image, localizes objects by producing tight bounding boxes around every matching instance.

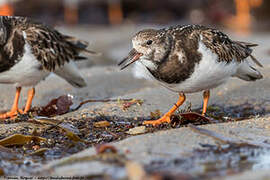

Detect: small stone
[23,160,31,166]
[82,114,87,118]
[32,145,40,151]
[126,126,146,135]
[93,121,111,128]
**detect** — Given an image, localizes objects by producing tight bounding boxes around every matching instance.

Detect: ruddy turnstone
[0,16,99,119]
[119,25,263,126]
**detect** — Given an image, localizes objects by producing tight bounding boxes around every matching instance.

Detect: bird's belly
[0,43,50,87]
[165,60,239,93]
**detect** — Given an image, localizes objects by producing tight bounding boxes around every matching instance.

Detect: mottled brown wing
[25,24,79,71]
[201,28,262,67]
[0,16,25,73]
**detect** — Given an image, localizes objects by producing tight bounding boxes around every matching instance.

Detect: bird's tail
[234,61,263,81]
[54,61,87,88]
[234,41,263,67]
[64,35,101,60]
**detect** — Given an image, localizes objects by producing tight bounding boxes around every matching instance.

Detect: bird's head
[119,29,172,70]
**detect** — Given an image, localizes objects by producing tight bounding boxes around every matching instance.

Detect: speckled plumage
[120,25,263,88]
[160,25,261,65]
[0,16,96,73]
[120,24,263,125]
[0,16,100,88]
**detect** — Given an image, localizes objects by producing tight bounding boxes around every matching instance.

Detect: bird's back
[0,16,91,72]
[165,25,262,66]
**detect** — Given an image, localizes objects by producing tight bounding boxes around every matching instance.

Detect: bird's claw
[143,115,171,126]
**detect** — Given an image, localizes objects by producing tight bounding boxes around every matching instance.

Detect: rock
[126,126,146,135]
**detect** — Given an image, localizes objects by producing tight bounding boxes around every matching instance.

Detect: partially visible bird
[119,25,263,126]
[0,16,100,119]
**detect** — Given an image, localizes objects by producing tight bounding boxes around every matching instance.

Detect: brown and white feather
[0,16,96,88]
[126,24,263,93]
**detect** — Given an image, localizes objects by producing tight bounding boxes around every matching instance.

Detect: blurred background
[3,0,268,30]
[0,0,269,66]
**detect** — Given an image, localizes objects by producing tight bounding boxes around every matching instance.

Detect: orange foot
[0,87,35,120]
[143,114,171,126]
[0,87,22,119]
[0,109,23,119]
[143,93,186,126]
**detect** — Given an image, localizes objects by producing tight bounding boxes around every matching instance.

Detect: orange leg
[23,88,35,113]
[0,87,23,119]
[143,93,186,126]
[202,90,210,116]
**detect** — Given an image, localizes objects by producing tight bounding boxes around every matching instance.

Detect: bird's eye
[146,40,153,45]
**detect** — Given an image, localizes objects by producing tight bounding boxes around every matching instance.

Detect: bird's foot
[143,114,171,126]
[0,109,23,119]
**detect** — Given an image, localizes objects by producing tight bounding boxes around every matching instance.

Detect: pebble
[126,126,146,135]
[94,121,111,128]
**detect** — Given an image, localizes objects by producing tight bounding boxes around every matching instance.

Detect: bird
[119,25,263,126]
[0,16,100,119]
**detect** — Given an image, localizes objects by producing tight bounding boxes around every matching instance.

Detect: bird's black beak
[118,48,143,70]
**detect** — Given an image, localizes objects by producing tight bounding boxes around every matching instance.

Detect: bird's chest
[144,53,197,84]
[0,43,50,87]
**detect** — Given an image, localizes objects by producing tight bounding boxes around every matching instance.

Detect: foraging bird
[119,25,263,126]
[0,16,99,119]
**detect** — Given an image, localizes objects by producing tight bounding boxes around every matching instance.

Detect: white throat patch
[132,58,156,80]
[140,58,157,70]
